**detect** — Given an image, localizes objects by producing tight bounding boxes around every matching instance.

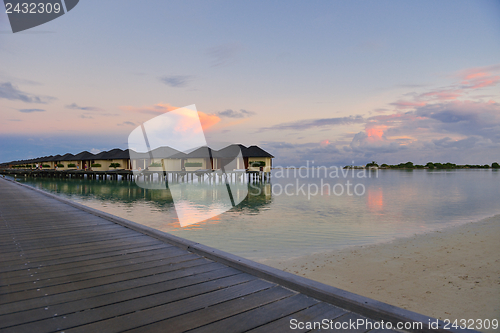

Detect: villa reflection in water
[18,178,273,226]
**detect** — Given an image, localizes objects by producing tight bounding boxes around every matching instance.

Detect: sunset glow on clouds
[120,103,221,132]
[386,66,500,110]
[365,126,387,141]
[264,64,500,165]
[0,1,499,164]
[1,63,498,165]
[346,65,500,161]
[120,103,180,115]
[460,68,500,89]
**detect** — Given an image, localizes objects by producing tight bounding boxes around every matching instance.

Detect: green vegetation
[91,163,101,167]
[149,162,162,167]
[184,162,202,167]
[110,163,121,169]
[42,164,50,168]
[343,161,498,169]
[68,163,77,168]
[368,162,496,169]
[250,161,266,167]
[56,164,64,168]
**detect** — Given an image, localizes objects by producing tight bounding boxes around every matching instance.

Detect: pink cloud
[389,101,427,109]
[347,66,500,158]
[121,103,221,131]
[120,103,179,114]
[463,72,488,80]
[467,76,500,89]
[419,89,462,101]
[365,126,386,141]
[386,65,500,113]
[198,112,221,131]
[459,66,500,90]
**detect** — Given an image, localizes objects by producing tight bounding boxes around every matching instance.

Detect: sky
[1,0,499,166]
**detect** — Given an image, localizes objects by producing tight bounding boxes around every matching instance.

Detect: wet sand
[262,215,500,332]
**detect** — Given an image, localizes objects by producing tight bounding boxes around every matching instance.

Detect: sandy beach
[262,215,500,332]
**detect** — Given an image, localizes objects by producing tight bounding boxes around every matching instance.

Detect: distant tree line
[348,161,500,169]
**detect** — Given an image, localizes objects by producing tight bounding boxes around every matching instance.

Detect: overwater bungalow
[130,146,183,171]
[243,145,274,172]
[19,155,53,169]
[45,154,62,169]
[93,149,131,171]
[214,144,274,172]
[175,146,215,172]
[214,144,245,170]
[72,151,96,170]
[1,144,274,174]
[57,153,77,170]
[163,144,274,172]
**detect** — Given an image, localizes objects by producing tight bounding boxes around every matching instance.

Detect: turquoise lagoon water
[12,169,500,261]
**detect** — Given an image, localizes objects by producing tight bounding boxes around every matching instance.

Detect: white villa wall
[184,158,207,171]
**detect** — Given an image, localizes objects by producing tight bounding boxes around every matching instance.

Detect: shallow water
[12,169,500,261]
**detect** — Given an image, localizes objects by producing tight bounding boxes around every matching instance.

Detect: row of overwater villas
[3,144,274,173]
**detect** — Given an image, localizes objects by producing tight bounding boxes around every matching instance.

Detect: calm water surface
[13,169,500,261]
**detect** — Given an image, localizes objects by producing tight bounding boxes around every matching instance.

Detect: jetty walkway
[0,177,475,332]
[0,169,270,183]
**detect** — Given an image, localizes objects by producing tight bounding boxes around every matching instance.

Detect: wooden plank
[0,227,136,246]
[0,235,157,262]
[0,237,166,262]
[0,246,178,286]
[0,205,91,214]
[0,261,223,315]
[0,267,242,330]
[187,293,319,333]
[0,249,192,294]
[0,211,109,222]
[0,222,117,236]
[61,279,275,333]
[0,233,149,255]
[126,286,296,333]
[0,254,207,305]
[0,235,161,261]
[246,301,348,333]
[0,243,171,274]
[0,246,173,280]
[0,221,126,232]
[0,223,129,240]
[0,231,141,254]
[0,212,100,223]
[2,272,257,333]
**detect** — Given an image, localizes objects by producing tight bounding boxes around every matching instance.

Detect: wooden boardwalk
[0,178,473,333]
[0,169,270,183]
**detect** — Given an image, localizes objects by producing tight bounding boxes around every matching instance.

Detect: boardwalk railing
[0,169,271,183]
